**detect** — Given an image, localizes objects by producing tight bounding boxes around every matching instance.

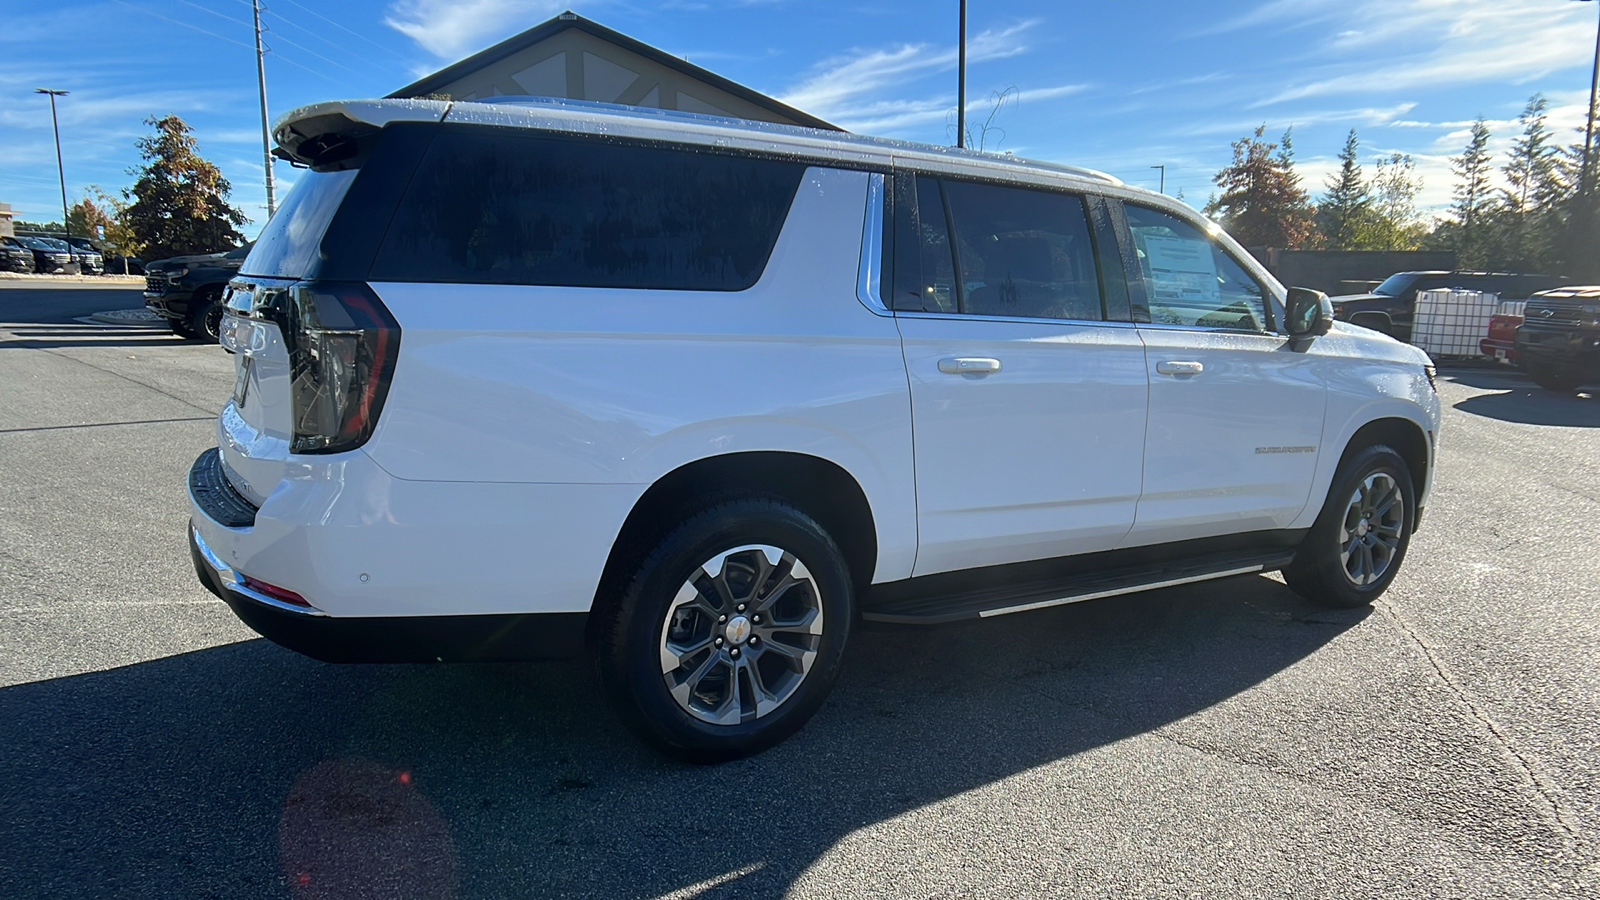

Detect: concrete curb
[89,308,165,327]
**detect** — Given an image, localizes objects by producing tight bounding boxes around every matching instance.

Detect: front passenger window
[1124,204,1268,331]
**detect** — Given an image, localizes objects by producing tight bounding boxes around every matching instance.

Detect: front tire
[597,498,853,762]
[1285,444,1415,609]
[188,288,225,343]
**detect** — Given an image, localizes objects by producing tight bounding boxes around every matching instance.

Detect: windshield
[1372,273,1418,297]
[19,237,55,250]
[224,243,253,260]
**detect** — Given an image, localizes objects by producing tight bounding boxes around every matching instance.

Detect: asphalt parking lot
[2,282,1597,899]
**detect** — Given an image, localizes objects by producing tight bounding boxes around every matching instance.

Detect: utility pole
[35,89,71,246]
[253,0,276,216]
[1580,0,1600,196]
[956,0,966,149]
[1150,165,1166,194]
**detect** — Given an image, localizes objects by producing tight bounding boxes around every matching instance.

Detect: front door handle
[938,357,1002,374]
[1156,360,1204,376]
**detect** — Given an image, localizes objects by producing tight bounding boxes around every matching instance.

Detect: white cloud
[778,22,1037,122]
[1247,0,1597,106]
[384,0,570,60]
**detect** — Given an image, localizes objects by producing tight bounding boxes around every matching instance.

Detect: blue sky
[2,0,1597,238]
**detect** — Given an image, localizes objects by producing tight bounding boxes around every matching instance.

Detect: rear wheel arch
[590,452,878,638]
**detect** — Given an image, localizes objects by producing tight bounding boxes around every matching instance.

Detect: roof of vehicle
[1531,286,1600,300]
[271,97,1140,198]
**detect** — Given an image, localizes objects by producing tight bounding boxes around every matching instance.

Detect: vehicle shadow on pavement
[1453,387,1600,427]
[0,322,189,351]
[0,575,1364,899]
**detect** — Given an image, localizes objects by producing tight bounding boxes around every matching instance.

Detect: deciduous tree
[1205,125,1316,248]
[122,115,247,262]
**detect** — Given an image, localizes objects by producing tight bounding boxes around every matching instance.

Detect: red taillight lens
[284,282,400,454]
[241,574,313,607]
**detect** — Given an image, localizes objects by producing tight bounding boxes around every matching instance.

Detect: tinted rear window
[241,169,357,278]
[369,128,805,291]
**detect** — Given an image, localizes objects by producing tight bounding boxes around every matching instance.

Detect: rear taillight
[282,281,400,454]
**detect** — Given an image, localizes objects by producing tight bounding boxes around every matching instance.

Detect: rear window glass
[369,128,805,291]
[241,169,357,278]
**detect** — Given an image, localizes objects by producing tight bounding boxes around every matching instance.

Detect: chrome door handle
[938,357,1002,374]
[1156,360,1204,376]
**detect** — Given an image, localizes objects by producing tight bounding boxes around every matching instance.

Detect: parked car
[187,98,1441,760]
[144,243,252,340]
[103,253,144,275]
[1513,286,1600,391]
[1331,271,1570,342]
[0,236,35,273]
[14,236,71,273]
[67,238,106,275]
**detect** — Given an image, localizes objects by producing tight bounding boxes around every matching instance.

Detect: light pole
[956,0,967,149]
[35,88,71,244]
[1150,165,1166,194]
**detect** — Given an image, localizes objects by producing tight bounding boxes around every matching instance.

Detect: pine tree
[1448,118,1494,268]
[122,115,247,262]
[1317,130,1370,250]
[1492,95,1561,271]
[1207,125,1316,248]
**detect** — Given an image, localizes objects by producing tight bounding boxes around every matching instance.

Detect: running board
[861,550,1297,625]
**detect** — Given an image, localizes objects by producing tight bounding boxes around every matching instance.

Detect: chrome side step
[861,550,1296,625]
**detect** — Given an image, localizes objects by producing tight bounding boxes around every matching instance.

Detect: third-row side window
[370,127,805,291]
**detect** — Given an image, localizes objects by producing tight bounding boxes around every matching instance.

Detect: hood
[1328,293,1389,305]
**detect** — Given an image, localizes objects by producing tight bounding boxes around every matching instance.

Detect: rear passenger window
[944,180,1103,321]
[370,127,804,290]
[1124,204,1268,331]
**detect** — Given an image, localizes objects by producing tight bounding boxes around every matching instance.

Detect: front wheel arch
[1331,418,1429,530]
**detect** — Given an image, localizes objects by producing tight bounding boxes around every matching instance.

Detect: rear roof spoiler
[271,99,451,168]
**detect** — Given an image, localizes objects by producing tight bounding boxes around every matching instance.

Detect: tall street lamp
[1150,165,1166,194]
[35,88,71,243]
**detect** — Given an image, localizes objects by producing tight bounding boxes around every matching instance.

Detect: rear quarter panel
[363,166,918,582]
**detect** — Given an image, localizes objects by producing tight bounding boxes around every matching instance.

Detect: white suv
[188,97,1440,760]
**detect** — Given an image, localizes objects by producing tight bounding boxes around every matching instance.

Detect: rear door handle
[938,357,1002,374]
[1156,360,1204,376]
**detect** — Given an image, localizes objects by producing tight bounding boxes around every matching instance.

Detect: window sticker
[1142,235,1220,304]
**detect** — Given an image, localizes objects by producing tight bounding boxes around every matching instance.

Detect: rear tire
[1529,366,1584,392]
[1285,444,1415,609]
[597,498,853,762]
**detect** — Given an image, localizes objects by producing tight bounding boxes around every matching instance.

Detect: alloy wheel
[658,544,824,726]
[1338,472,1405,587]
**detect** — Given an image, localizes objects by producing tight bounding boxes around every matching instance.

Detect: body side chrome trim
[894,310,1142,329]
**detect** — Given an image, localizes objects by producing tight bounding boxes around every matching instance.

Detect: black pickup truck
[1331,271,1570,342]
[1514,286,1600,391]
[143,244,251,341]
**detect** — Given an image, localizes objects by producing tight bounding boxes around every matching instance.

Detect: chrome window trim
[894,310,1140,329]
[1134,321,1282,338]
[855,172,891,316]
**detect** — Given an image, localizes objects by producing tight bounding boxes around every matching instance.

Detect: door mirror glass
[1286,287,1333,338]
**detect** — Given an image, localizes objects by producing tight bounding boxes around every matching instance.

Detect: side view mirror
[1285,287,1333,343]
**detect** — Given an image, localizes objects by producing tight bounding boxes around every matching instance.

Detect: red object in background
[1481,313,1524,364]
